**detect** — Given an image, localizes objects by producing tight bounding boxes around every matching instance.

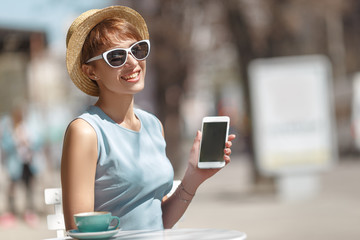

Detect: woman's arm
[61,119,98,230]
[162,131,236,228]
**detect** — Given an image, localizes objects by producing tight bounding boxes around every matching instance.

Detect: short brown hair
[81,17,142,65]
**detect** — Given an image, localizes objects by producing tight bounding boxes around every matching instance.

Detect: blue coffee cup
[74,211,120,232]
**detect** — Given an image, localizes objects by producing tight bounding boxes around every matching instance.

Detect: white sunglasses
[86,40,150,68]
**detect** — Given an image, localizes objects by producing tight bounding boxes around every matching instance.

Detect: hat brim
[66,6,149,96]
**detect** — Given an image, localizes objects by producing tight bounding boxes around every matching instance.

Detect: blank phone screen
[199,122,228,162]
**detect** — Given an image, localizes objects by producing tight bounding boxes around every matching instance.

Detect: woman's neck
[95,94,140,131]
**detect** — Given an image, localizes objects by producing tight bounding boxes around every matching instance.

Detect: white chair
[44,188,65,238]
[44,181,181,238]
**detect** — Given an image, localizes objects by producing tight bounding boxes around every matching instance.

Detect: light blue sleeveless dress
[78,106,174,230]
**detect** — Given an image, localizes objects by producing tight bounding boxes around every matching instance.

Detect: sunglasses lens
[106,49,127,67]
[131,41,149,60]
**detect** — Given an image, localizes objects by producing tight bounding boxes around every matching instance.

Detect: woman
[0,106,39,227]
[61,5,236,231]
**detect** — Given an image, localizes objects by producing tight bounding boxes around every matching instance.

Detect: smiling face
[88,38,147,96]
[81,17,147,97]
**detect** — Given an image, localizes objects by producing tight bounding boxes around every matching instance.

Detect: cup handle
[108,216,121,230]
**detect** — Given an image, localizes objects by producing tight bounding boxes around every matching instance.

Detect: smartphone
[198,116,230,169]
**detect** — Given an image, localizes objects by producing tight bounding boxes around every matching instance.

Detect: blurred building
[0,28,45,113]
[0,1,110,169]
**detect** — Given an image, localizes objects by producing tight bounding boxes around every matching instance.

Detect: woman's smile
[121,71,140,82]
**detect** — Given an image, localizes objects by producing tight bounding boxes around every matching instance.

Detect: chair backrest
[44,188,65,238]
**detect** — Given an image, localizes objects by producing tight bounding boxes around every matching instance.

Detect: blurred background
[0,0,359,239]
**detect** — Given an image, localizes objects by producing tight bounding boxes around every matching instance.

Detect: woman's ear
[82,64,98,81]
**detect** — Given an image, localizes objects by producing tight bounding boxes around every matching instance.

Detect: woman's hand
[181,131,236,194]
[162,131,236,228]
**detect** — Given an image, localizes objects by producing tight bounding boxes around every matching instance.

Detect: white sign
[249,55,337,176]
[351,73,360,151]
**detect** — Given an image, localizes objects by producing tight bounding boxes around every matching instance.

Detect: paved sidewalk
[0,155,359,239]
[177,156,360,240]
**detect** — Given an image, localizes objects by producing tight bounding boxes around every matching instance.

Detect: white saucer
[67,229,119,239]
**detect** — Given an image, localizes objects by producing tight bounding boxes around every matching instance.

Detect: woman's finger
[228,134,236,141]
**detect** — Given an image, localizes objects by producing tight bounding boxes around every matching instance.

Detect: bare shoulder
[65,118,96,139]
[62,118,97,154]
[61,118,97,167]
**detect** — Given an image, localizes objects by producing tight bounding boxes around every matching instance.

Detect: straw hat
[66,6,149,96]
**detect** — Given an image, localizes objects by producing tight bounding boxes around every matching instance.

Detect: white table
[112,228,246,240]
[48,228,247,240]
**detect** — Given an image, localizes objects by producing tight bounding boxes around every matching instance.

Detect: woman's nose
[124,51,138,66]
